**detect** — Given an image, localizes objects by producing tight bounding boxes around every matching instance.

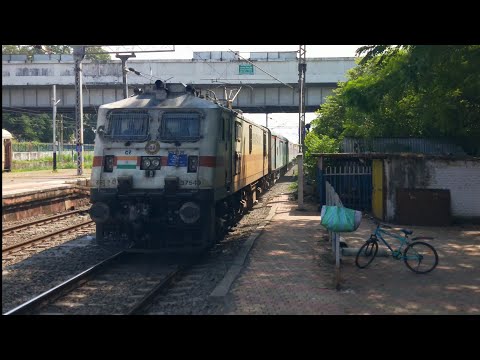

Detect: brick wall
[384,158,480,221]
[426,160,480,217]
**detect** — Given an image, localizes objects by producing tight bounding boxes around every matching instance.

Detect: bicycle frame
[373,226,410,258]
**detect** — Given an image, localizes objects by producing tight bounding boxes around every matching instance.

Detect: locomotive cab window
[105,110,150,142]
[159,113,201,142]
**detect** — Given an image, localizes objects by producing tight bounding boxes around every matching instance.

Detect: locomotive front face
[90,90,222,250]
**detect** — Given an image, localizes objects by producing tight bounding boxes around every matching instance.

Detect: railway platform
[2,169,91,197]
[210,175,480,315]
[2,169,91,221]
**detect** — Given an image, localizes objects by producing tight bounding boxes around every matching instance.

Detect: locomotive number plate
[179,179,201,186]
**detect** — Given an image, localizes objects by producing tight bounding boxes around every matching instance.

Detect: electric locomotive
[89,81,279,251]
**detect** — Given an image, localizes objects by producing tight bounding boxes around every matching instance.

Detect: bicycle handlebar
[366,215,392,229]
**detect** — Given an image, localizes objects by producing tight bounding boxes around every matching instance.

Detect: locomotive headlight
[151,158,160,168]
[143,158,151,168]
[141,157,161,170]
[188,156,198,173]
[179,202,201,224]
[104,155,114,173]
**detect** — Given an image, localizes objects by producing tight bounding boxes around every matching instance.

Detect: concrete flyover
[2,53,356,114]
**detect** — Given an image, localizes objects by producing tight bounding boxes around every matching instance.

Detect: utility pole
[265,113,269,128]
[52,84,60,171]
[297,45,307,210]
[60,114,64,162]
[116,53,136,99]
[73,46,85,176]
[298,45,307,150]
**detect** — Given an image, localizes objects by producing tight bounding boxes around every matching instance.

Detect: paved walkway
[218,190,480,315]
[338,218,480,314]
[222,195,345,315]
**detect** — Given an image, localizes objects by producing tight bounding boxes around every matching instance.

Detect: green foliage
[3,113,52,142]
[2,45,110,61]
[303,131,339,177]
[3,112,98,145]
[85,47,111,61]
[311,45,480,154]
[288,181,298,193]
[12,153,93,172]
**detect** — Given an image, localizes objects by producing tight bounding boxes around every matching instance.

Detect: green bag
[320,206,362,232]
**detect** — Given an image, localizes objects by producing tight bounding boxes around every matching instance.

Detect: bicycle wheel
[355,240,378,269]
[403,241,439,274]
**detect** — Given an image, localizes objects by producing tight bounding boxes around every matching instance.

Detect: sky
[107,45,363,143]
[119,45,363,60]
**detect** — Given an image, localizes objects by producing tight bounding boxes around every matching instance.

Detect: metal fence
[319,163,372,212]
[12,143,94,152]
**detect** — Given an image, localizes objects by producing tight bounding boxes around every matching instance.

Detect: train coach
[89,81,298,251]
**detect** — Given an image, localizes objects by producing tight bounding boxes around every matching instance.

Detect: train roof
[99,82,228,111]
[270,131,289,142]
[97,82,293,139]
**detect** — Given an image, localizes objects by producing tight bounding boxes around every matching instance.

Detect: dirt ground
[334,217,480,314]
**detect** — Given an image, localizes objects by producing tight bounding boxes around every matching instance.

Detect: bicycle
[355,218,439,274]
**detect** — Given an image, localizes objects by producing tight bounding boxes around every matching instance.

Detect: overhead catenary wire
[228,49,294,89]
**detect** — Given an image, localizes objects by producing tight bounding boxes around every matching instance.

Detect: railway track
[2,209,89,236]
[2,209,94,258]
[2,220,95,257]
[4,251,195,315]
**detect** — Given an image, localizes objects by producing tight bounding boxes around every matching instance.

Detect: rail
[4,251,125,315]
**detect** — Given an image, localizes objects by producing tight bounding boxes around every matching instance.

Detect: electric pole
[116,53,136,98]
[297,45,307,210]
[298,45,307,150]
[60,114,64,162]
[73,46,85,176]
[52,84,60,171]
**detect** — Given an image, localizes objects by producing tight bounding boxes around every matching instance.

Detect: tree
[2,112,52,142]
[303,131,339,176]
[310,45,480,154]
[85,46,111,61]
[2,45,110,60]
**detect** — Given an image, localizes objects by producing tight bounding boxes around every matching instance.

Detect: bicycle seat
[400,228,413,235]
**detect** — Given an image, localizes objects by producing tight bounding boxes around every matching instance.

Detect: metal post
[60,114,63,162]
[116,53,136,99]
[52,85,57,171]
[73,46,85,176]
[297,154,304,210]
[265,113,268,128]
[335,232,341,290]
[297,45,307,209]
[298,45,307,151]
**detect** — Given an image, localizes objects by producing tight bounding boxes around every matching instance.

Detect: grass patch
[288,181,298,192]
[12,153,93,172]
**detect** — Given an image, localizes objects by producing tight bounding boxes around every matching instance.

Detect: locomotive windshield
[105,110,150,142]
[159,113,200,142]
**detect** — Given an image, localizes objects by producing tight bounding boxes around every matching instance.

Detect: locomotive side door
[233,119,243,185]
[223,113,232,191]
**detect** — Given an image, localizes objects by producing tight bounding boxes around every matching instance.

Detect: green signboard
[239,64,254,75]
